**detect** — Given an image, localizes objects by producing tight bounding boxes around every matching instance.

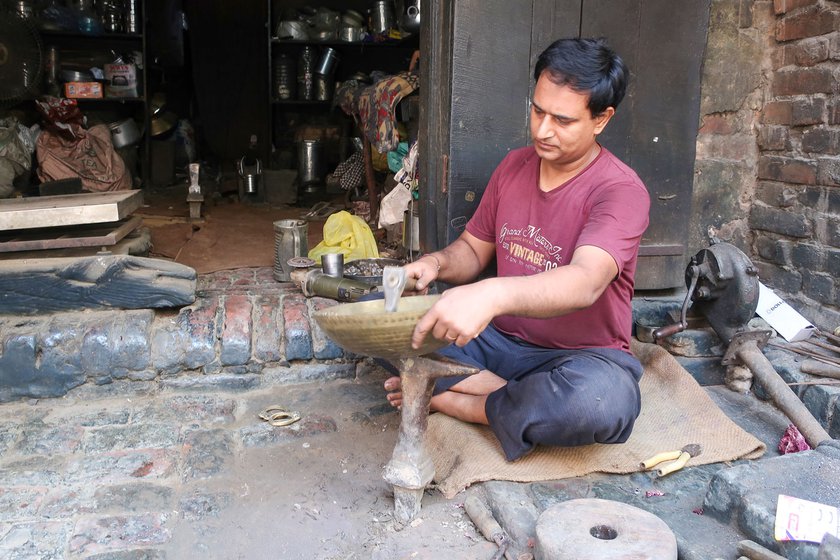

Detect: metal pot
[277,20,308,40]
[108,118,141,148]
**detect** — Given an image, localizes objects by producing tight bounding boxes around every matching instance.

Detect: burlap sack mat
[425,338,766,499]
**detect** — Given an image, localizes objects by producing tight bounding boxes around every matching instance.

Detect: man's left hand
[411,282,498,349]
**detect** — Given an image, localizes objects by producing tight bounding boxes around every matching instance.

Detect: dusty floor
[138,184,375,274]
[0,361,498,560]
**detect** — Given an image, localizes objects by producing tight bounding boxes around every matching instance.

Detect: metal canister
[297,139,323,185]
[315,47,340,76]
[370,0,395,34]
[125,0,140,33]
[297,45,317,101]
[314,74,333,102]
[273,53,296,100]
[44,46,59,92]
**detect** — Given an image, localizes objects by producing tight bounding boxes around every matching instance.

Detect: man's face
[529,73,614,166]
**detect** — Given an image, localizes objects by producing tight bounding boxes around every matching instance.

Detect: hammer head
[682,444,702,457]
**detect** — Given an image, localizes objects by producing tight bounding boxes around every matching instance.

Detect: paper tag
[756,282,816,342]
[775,494,840,543]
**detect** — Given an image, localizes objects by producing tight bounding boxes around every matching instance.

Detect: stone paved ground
[0,361,499,560]
[3,271,840,558]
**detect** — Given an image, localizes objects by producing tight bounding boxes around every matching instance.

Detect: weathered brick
[82,424,180,453]
[802,270,835,303]
[791,96,826,125]
[308,298,344,360]
[827,248,840,278]
[776,5,839,42]
[761,100,793,125]
[773,0,817,15]
[802,127,840,153]
[182,297,219,369]
[757,125,789,150]
[111,311,153,372]
[828,217,840,247]
[69,513,171,555]
[755,181,794,207]
[252,294,282,363]
[773,66,834,96]
[798,185,823,208]
[817,156,840,186]
[282,294,312,361]
[80,316,115,377]
[754,236,783,265]
[699,113,739,135]
[790,242,824,269]
[758,155,818,184]
[750,204,812,237]
[180,429,233,480]
[755,261,803,293]
[219,294,251,366]
[831,98,840,125]
[829,189,840,215]
[92,483,174,512]
[782,36,831,66]
[698,133,757,160]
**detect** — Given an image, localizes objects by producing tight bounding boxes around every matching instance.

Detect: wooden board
[0,190,143,231]
[0,216,143,253]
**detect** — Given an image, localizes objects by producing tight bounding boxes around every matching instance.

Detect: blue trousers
[432,324,643,461]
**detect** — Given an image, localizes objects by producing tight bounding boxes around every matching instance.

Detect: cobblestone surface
[0,363,498,560]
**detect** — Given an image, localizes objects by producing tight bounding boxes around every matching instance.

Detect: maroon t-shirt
[466,145,650,352]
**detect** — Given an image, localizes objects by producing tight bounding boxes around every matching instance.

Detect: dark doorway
[419,0,711,289]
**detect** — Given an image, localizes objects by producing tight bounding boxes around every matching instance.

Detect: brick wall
[693,0,840,329]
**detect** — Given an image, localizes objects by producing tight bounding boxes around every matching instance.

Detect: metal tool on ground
[801,359,840,380]
[641,444,702,477]
[464,494,511,560]
[654,239,832,449]
[736,539,787,560]
[258,405,301,427]
[312,295,479,524]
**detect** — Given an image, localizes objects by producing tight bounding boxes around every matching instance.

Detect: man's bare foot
[384,376,402,408]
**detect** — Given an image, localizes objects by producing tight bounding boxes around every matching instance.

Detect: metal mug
[273,219,309,282]
[321,253,344,278]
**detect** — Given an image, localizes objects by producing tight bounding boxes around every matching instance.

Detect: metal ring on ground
[258,406,302,427]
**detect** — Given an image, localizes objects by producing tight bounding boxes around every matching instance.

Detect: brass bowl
[312,295,446,360]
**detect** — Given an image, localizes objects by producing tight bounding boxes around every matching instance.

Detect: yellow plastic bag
[308,210,380,262]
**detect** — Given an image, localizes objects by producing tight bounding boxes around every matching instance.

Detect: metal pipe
[736,340,832,448]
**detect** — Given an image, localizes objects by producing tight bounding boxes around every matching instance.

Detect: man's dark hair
[534,37,628,116]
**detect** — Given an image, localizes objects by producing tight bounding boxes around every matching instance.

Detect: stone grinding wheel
[533,498,678,560]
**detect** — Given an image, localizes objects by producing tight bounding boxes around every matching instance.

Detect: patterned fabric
[332,151,365,191]
[335,71,419,154]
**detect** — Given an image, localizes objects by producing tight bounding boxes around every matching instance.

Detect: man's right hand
[402,254,440,294]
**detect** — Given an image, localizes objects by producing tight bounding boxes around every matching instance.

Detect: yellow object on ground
[308,210,379,262]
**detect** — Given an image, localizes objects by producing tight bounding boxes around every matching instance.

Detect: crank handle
[653,322,687,342]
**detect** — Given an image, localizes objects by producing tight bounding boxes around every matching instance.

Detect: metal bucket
[297,139,323,185]
[273,219,309,282]
[237,156,262,195]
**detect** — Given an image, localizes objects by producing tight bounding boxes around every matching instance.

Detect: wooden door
[418,0,711,289]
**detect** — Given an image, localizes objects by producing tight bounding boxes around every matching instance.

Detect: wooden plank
[0,190,144,231]
[0,216,143,253]
[0,227,151,261]
[0,254,196,314]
